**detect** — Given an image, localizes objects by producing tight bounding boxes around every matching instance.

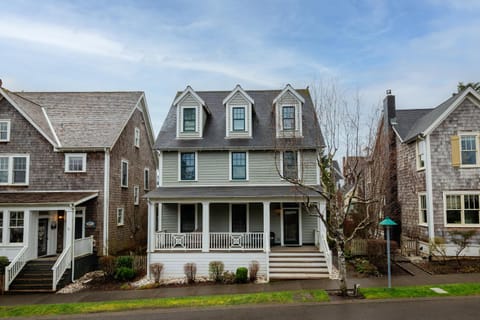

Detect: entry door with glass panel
[283,209,299,245]
[38,218,49,256]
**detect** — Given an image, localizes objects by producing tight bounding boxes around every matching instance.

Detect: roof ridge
[15,91,144,94]
[11,91,46,109]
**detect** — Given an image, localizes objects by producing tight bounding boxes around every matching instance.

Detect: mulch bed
[415,258,480,274]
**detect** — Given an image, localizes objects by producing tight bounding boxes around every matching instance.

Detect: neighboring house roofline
[0,87,58,147]
[222,84,254,105]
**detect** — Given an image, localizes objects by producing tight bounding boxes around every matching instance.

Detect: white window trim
[64,153,87,173]
[178,151,198,182]
[121,159,129,187]
[144,167,150,190]
[133,185,140,206]
[134,127,140,148]
[459,132,480,168]
[8,210,25,244]
[226,104,252,138]
[418,192,427,226]
[117,208,125,226]
[179,106,199,133]
[75,207,86,239]
[416,140,425,171]
[229,151,249,181]
[0,154,30,186]
[229,203,249,233]
[443,191,480,227]
[0,119,11,142]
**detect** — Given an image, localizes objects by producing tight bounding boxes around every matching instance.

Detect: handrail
[4,246,29,291]
[52,245,72,291]
[319,232,333,275]
[74,236,94,258]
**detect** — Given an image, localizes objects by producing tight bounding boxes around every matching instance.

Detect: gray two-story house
[146,84,332,281]
[0,85,157,291]
[373,88,480,256]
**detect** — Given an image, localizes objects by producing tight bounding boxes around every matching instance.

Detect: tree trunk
[336,241,348,296]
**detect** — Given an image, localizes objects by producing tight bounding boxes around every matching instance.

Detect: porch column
[202,202,210,252]
[147,201,155,253]
[263,201,270,253]
[65,206,75,250]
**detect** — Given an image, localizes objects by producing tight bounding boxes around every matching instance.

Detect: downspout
[425,135,435,242]
[70,204,75,282]
[103,148,110,256]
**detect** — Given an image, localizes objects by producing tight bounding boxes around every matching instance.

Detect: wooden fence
[347,239,368,256]
[133,255,147,275]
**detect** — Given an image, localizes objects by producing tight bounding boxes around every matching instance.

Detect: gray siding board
[210,204,229,232]
[162,203,178,233]
[302,208,317,244]
[249,203,264,232]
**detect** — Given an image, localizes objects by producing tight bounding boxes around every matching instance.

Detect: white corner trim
[41,107,61,147]
[425,135,435,241]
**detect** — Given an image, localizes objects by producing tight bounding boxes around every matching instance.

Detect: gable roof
[222,84,254,105]
[155,88,325,151]
[0,89,150,149]
[392,88,480,143]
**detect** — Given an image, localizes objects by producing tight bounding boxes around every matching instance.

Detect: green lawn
[0,289,329,318]
[360,283,480,299]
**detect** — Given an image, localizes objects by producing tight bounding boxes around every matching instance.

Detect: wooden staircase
[269,249,330,280]
[8,256,71,293]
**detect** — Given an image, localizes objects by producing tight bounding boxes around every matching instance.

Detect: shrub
[248,260,260,282]
[352,258,379,276]
[184,262,197,284]
[99,256,116,278]
[114,267,135,281]
[0,257,9,275]
[235,267,248,283]
[150,263,164,284]
[116,256,134,269]
[209,261,224,282]
[367,239,398,273]
[222,271,236,284]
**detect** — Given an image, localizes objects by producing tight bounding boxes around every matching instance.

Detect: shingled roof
[1,89,148,149]
[155,88,324,151]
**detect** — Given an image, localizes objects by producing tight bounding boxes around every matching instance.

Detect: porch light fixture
[379,217,397,289]
[50,221,57,230]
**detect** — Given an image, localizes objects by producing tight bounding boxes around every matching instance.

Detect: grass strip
[0,289,329,318]
[360,283,480,299]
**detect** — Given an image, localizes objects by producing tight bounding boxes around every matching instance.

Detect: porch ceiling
[145,185,323,201]
[0,191,99,206]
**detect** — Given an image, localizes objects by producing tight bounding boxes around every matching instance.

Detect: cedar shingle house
[146,84,333,281]
[0,86,157,291]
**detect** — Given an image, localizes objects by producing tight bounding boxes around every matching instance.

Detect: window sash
[67,156,84,172]
[283,151,298,179]
[121,161,128,187]
[0,121,9,141]
[446,194,480,225]
[232,107,245,131]
[134,186,139,205]
[419,195,427,224]
[0,157,8,183]
[417,140,425,168]
[460,136,477,165]
[134,128,140,147]
[144,168,150,190]
[183,108,196,132]
[181,153,196,180]
[9,211,24,243]
[231,152,246,180]
[117,208,124,226]
[12,157,27,184]
[282,106,295,130]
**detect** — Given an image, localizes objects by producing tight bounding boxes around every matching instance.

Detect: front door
[283,209,299,245]
[38,218,49,256]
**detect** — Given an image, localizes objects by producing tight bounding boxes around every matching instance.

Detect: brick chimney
[383,89,396,132]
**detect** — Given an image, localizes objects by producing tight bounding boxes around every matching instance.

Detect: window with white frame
[283,151,298,180]
[180,152,196,181]
[419,193,427,225]
[134,127,140,148]
[231,152,247,180]
[134,185,140,205]
[446,194,480,225]
[182,108,197,132]
[232,107,246,131]
[121,160,128,187]
[9,211,24,243]
[0,155,29,185]
[0,120,10,142]
[65,154,86,172]
[282,106,296,131]
[117,208,125,226]
[460,135,478,165]
[417,140,425,169]
[144,168,150,190]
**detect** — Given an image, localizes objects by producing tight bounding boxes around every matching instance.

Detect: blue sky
[1,0,480,134]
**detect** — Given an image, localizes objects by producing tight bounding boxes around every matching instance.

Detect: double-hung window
[121,160,129,187]
[282,106,295,131]
[419,194,427,225]
[283,151,298,180]
[117,208,125,226]
[231,152,247,180]
[144,168,150,190]
[180,152,196,181]
[9,211,24,243]
[65,154,86,172]
[417,140,425,169]
[134,185,140,205]
[134,127,140,148]
[232,107,245,131]
[446,194,480,226]
[183,108,196,132]
[460,135,477,165]
[0,155,29,185]
[0,120,10,142]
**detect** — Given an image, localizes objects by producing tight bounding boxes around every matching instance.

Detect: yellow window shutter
[451,135,460,167]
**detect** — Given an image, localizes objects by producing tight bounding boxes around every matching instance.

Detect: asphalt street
[28,296,480,320]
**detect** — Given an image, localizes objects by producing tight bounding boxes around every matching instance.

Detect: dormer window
[282,106,295,131]
[182,108,197,132]
[0,120,10,142]
[232,107,246,131]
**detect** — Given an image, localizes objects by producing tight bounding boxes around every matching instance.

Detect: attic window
[232,107,245,131]
[0,120,10,142]
[416,140,425,170]
[282,106,295,131]
[65,154,87,173]
[134,127,140,148]
[182,108,196,132]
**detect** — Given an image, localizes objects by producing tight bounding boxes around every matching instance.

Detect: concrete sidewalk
[1,272,480,306]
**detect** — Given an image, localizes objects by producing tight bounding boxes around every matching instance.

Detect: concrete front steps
[269,250,330,280]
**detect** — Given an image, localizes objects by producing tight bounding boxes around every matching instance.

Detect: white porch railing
[210,232,264,250]
[74,236,94,258]
[154,232,202,250]
[52,245,72,291]
[315,228,332,275]
[4,246,33,291]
